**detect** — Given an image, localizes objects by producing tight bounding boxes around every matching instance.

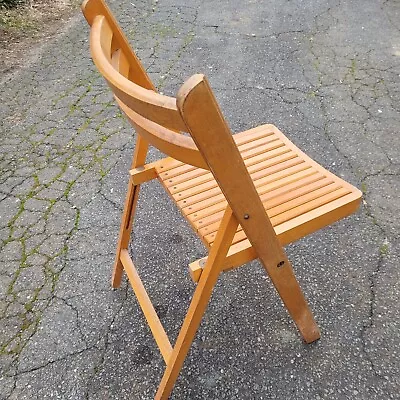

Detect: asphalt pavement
[0,0,399,398]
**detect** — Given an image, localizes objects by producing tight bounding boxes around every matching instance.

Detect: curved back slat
[107,42,207,168]
[90,15,188,133]
[111,49,129,78]
[83,0,207,169]
[116,98,208,170]
[82,0,154,89]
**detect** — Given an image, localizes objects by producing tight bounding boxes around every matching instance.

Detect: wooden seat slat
[168,139,286,194]
[200,183,344,240]
[273,191,360,241]
[236,134,280,153]
[161,132,281,186]
[233,124,274,140]
[258,173,328,205]
[161,141,293,189]
[223,191,361,264]
[154,128,280,181]
[176,164,317,211]
[158,162,196,179]
[170,161,311,202]
[247,156,303,182]
[181,170,319,221]
[233,126,275,144]
[153,125,276,180]
[245,149,298,174]
[184,159,313,218]
[158,158,184,172]
[169,172,214,195]
[204,187,352,246]
[190,175,332,225]
[168,150,304,201]
[163,168,211,187]
[270,187,351,226]
[238,138,285,160]
[266,181,340,219]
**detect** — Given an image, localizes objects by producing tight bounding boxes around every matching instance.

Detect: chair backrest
[82,0,282,256]
[81,0,208,169]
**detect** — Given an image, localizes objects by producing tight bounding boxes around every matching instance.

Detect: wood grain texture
[157,123,361,253]
[155,207,239,399]
[177,74,321,344]
[90,15,187,132]
[82,0,154,89]
[83,2,362,398]
[120,250,173,363]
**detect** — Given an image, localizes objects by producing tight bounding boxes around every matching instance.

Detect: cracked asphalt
[1,0,399,399]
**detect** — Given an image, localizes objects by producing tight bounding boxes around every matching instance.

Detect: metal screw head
[243,214,250,220]
[277,261,285,268]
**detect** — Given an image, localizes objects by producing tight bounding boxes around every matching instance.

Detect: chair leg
[260,259,321,344]
[155,207,238,400]
[154,258,222,399]
[112,181,140,288]
[112,134,149,288]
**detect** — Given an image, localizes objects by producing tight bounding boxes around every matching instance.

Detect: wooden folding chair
[82,0,362,397]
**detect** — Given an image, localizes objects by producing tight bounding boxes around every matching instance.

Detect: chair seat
[156,124,362,269]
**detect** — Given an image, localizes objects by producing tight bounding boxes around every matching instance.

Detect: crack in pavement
[1,0,399,398]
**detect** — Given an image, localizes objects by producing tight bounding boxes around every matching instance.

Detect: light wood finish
[117,101,208,169]
[156,206,239,399]
[82,1,362,398]
[177,74,321,344]
[120,250,173,363]
[87,12,185,132]
[188,259,204,282]
[82,0,156,288]
[111,134,149,288]
[82,0,154,88]
[129,162,157,185]
[156,123,361,280]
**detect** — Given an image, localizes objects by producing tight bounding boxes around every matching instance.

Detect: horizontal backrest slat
[83,0,206,169]
[82,0,154,89]
[116,98,208,170]
[90,15,188,133]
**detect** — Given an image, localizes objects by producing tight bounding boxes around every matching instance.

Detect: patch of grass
[151,23,178,39]
[0,8,38,30]
[350,59,356,78]
[0,0,26,10]
[380,242,389,256]
[361,182,367,194]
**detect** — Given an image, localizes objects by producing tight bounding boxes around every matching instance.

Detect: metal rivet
[277,261,285,268]
[244,214,249,219]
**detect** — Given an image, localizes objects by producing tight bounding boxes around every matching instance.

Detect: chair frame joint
[129,162,157,185]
